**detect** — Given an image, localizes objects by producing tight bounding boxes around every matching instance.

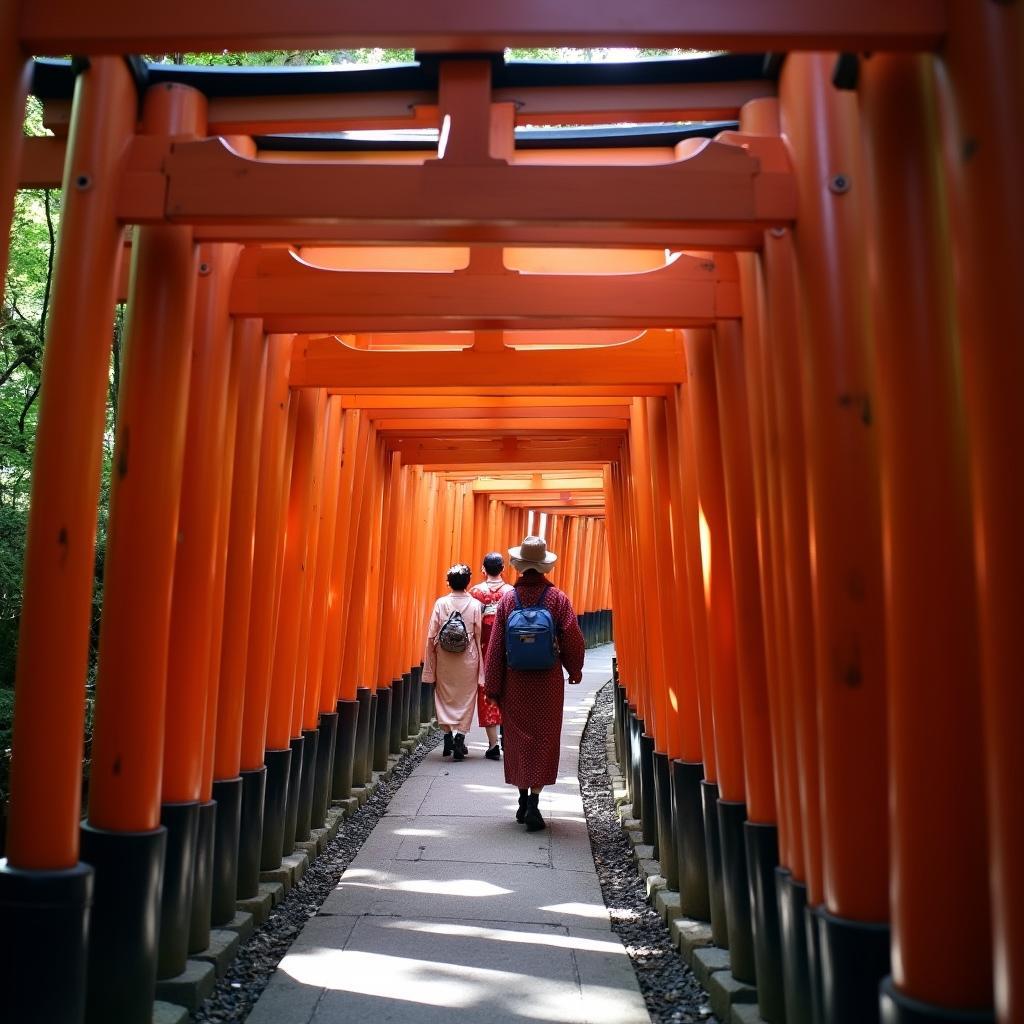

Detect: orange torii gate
[0,9,1019,1024]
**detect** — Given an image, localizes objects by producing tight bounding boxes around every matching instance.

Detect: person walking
[422,563,484,762]
[484,536,585,831]
[469,552,514,760]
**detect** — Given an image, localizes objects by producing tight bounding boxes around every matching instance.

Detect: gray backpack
[437,609,470,653]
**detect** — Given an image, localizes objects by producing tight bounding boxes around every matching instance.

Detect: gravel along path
[192,727,442,1023]
[578,681,716,1024]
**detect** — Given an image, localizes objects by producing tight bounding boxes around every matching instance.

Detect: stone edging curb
[603,731,769,1024]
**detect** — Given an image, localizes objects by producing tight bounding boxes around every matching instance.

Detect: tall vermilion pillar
[83,81,207,1024]
[288,387,327,843]
[264,387,323,868]
[305,396,345,829]
[210,318,266,918]
[713,316,784,1019]
[0,55,136,1024]
[762,224,820,1024]
[684,327,752,976]
[935,6,1024,1021]
[645,397,690,892]
[662,387,711,923]
[236,334,293,898]
[779,53,890,1024]
[627,402,665,854]
[204,315,264,925]
[859,53,993,1023]
[157,241,240,980]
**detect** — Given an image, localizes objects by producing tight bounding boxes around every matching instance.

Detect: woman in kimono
[469,551,515,760]
[484,536,585,831]
[422,563,484,761]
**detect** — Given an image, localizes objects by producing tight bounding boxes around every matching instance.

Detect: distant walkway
[249,643,649,1024]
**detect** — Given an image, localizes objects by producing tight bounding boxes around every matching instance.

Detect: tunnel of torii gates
[0,5,1021,1024]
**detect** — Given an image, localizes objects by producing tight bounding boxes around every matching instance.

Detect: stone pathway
[248,643,650,1024]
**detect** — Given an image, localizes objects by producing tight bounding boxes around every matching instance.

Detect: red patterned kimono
[483,576,586,788]
[469,578,514,727]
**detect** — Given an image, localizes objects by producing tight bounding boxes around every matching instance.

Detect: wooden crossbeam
[231,248,740,332]
[375,417,628,434]
[20,0,946,54]
[290,329,686,387]
[120,134,795,231]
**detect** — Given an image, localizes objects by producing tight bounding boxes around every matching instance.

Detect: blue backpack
[505,585,559,671]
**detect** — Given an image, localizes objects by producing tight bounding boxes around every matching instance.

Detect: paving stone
[708,969,758,1022]
[655,887,682,923]
[153,1001,189,1024]
[331,796,359,817]
[190,928,241,977]
[154,959,216,1011]
[324,809,344,841]
[310,826,330,854]
[692,944,732,986]
[259,864,293,891]
[283,851,309,884]
[237,887,274,924]
[640,865,666,899]
[631,839,655,861]
[219,909,254,941]
[670,916,714,962]
[294,839,318,861]
[262,880,285,907]
[731,1003,767,1024]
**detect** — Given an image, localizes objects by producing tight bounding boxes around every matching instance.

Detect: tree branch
[18,382,40,434]
[39,189,56,341]
[0,354,26,388]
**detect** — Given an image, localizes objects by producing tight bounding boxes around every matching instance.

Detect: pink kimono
[421,592,485,733]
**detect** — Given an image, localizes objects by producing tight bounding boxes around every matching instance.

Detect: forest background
[0,45,687,815]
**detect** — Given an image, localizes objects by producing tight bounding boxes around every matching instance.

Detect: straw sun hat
[508,535,558,574]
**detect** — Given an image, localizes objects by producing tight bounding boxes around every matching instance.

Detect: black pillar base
[373,687,392,772]
[652,751,677,889]
[745,821,785,1022]
[237,767,266,899]
[331,700,359,800]
[612,681,623,762]
[157,802,200,979]
[364,692,378,784]
[628,711,642,817]
[311,711,339,829]
[408,667,421,734]
[0,859,92,1024]
[639,733,657,848]
[210,778,242,926]
[879,976,994,1024]
[806,901,826,1024]
[420,679,435,725]
[700,780,729,948]
[352,687,372,787]
[815,903,890,1024]
[672,759,710,921]
[718,799,755,983]
[620,699,633,803]
[282,735,305,853]
[295,728,319,842]
[401,671,414,739]
[259,749,291,872]
[777,869,813,1024]
[389,679,404,754]
[617,686,628,772]
[188,799,216,955]
[80,823,166,1024]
